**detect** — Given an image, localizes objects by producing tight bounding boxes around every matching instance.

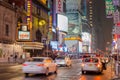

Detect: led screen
[57,14,68,32]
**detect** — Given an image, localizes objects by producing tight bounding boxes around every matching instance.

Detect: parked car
[81,57,103,74]
[55,56,72,67]
[22,57,57,76]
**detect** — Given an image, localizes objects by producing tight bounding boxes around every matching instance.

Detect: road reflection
[93,76,101,80]
[80,71,109,80]
[24,74,57,80]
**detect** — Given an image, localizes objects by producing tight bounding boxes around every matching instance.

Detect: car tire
[54,67,57,74]
[25,73,29,77]
[82,71,85,74]
[45,68,49,76]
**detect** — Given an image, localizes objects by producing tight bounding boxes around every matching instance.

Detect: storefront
[16,42,44,57]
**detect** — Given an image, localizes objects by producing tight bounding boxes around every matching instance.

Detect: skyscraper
[86,0,113,51]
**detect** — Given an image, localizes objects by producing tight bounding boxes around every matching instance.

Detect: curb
[110,76,120,80]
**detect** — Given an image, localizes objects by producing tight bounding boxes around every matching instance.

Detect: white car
[81,57,103,74]
[22,57,57,76]
[55,56,72,67]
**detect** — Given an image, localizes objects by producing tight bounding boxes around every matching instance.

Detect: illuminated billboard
[57,14,68,32]
[113,0,119,6]
[66,13,80,35]
[105,0,115,18]
[56,0,63,14]
[18,31,30,40]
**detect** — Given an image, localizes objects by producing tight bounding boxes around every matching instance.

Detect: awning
[16,42,44,50]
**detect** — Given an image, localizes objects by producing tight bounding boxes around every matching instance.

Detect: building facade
[0,0,51,61]
[0,1,23,60]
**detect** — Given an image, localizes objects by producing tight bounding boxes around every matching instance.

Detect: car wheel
[25,73,29,77]
[45,68,49,76]
[70,64,72,67]
[82,71,85,74]
[99,69,103,74]
[54,67,57,74]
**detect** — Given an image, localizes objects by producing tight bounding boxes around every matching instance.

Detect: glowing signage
[27,0,32,29]
[57,14,68,32]
[56,0,63,13]
[113,10,120,24]
[105,0,115,18]
[64,37,82,41]
[40,0,46,4]
[18,31,30,40]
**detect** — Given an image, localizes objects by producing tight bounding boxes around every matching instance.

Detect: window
[5,24,9,36]
[32,58,44,62]
[84,58,98,63]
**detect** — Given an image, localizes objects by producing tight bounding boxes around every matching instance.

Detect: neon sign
[27,0,32,29]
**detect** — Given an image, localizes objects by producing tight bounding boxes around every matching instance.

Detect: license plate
[89,64,92,66]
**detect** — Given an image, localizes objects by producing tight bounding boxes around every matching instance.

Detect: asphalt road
[0,60,115,80]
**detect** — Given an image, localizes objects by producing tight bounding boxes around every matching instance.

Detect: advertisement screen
[18,31,30,40]
[50,41,58,50]
[66,13,80,35]
[105,0,115,18]
[57,14,68,32]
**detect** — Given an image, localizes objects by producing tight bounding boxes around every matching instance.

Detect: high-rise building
[86,0,113,52]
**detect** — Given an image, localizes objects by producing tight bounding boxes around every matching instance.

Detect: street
[0,60,115,80]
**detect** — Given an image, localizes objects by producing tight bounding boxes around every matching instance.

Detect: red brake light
[96,64,100,67]
[37,64,44,66]
[23,64,28,66]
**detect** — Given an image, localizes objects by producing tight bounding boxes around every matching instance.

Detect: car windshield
[83,55,90,58]
[32,58,44,62]
[84,58,98,63]
[56,57,65,59]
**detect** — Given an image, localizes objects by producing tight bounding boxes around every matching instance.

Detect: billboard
[56,0,63,14]
[105,0,115,18]
[50,41,58,50]
[65,40,78,53]
[113,0,119,6]
[18,31,30,40]
[66,13,80,35]
[57,14,68,32]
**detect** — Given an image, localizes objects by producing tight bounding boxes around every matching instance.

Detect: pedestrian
[102,59,107,70]
[8,57,10,63]
[14,54,18,63]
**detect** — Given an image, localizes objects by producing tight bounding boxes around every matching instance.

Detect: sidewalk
[110,59,120,80]
[111,76,120,80]
[0,58,23,67]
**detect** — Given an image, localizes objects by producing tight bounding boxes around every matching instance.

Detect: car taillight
[37,64,44,66]
[23,64,28,66]
[96,64,100,67]
[81,63,85,67]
